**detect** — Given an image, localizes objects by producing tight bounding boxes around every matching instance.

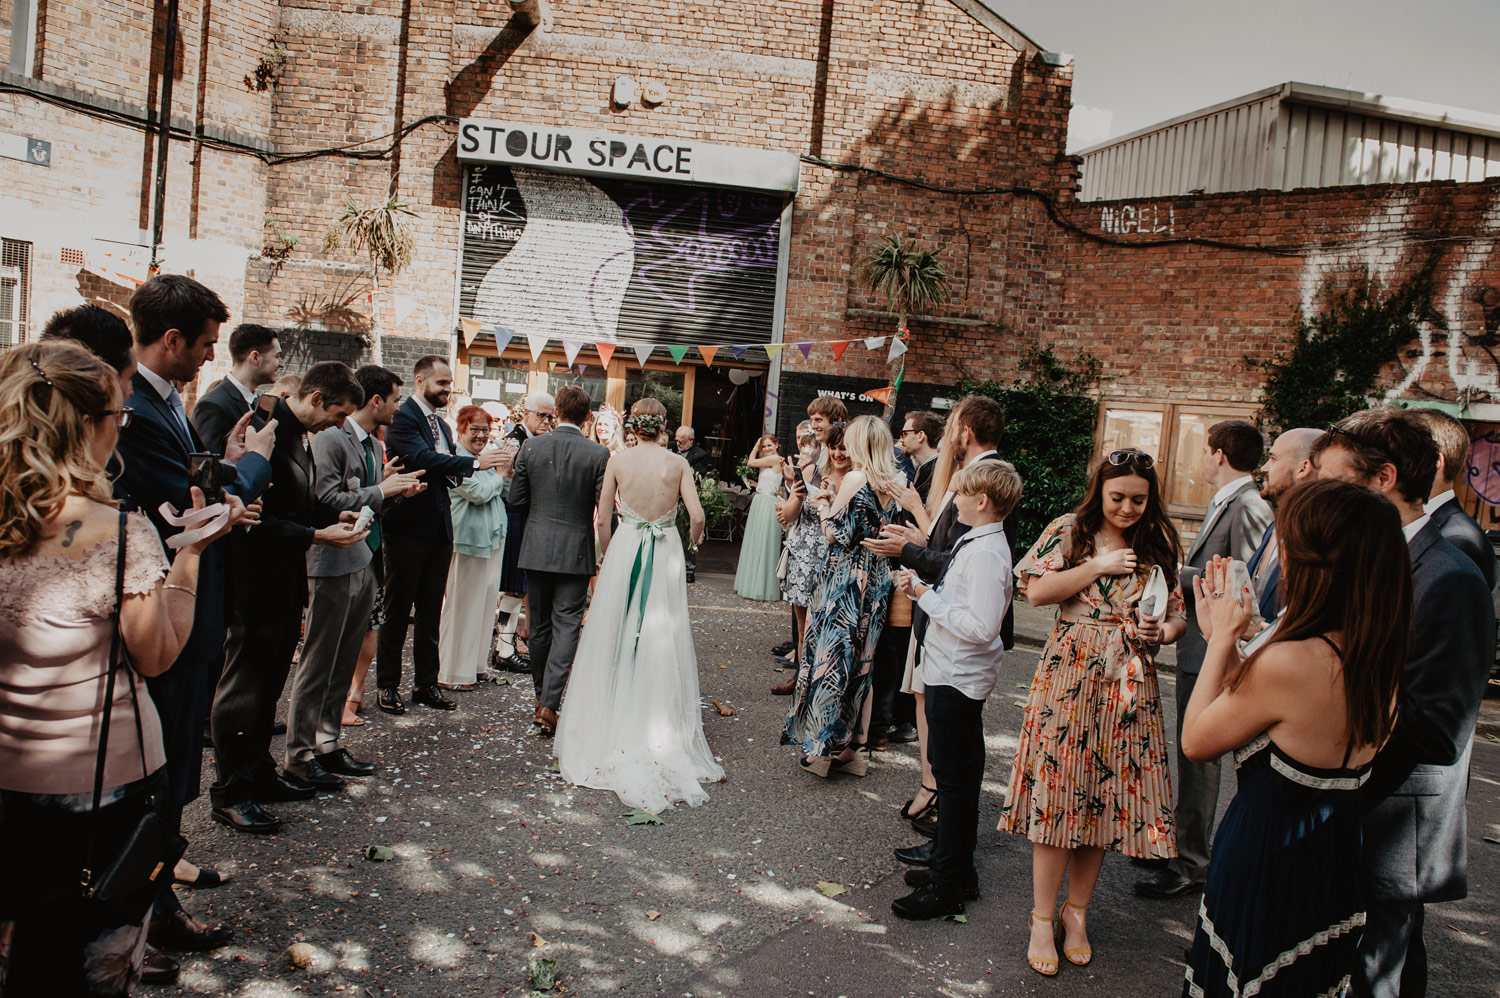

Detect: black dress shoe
[891,882,965,920]
[1134,869,1204,898]
[887,722,919,744]
[771,639,795,657]
[283,760,346,791]
[903,867,981,900]
[412,685,457,710]
[141,944,180,985]
[773,653,796,670]
[1130,856,1170,871]
[894,841,935,866]
[211,800,283,834]
[376,688,407,715]
[148,910,235,952]
[316,747,376,777]
[254,773,318,802]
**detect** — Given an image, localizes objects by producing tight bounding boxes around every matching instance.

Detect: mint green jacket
[449,444,509,558]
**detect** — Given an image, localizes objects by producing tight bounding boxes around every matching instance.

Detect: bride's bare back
[599,440,705,554]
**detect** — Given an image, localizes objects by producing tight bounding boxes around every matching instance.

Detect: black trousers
[210,587,304,807]
[526,570,591,710]
[869,623,912,737]
[377,532,451,691]
[925,683,987,896]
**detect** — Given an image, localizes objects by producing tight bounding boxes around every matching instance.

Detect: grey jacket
[1177,478,1274,674]
[306,420,388,578]
[507,424,610,576]
[1363,521,1495,903]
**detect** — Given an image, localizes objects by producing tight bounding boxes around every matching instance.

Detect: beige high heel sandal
[1058,899,1092,966]
[1027,910,1059,976]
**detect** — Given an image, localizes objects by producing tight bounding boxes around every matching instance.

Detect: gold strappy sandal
[1028,910,1059,976]
[1058,899,1092,966]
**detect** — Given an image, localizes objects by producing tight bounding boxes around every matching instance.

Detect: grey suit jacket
[1177,478,1274,674]
[1363,521,1494,903]
[306,421,387,578]
[507,424,610,576]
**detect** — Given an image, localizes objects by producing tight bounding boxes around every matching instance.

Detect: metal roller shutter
[460,164,785,347]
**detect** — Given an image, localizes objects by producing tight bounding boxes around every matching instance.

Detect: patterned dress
[781,483,897,757]
[780,479,827,607]
[998,514,1183,858]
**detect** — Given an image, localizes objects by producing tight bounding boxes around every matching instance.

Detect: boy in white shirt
[891,460,1022,920]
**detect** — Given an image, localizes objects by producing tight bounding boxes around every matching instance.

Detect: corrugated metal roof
[1076,82,1500,201]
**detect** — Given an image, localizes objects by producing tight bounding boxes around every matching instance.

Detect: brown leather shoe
[534,705,558,737]
[140,944,180,985]
[148,909,234,952]
[770,678,796,696]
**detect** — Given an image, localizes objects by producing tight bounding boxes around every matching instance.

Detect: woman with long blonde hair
[733,433,785,601]
[781,415,902,776]
[0,341,236,994]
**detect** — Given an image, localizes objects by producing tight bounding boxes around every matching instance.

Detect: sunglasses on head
[1323,422,1395,463]
[1106,448,1155,469]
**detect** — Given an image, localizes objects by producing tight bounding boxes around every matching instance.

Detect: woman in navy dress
[1180,480,1410,998]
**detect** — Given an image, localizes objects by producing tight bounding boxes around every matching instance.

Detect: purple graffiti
[1467,430,1500,505]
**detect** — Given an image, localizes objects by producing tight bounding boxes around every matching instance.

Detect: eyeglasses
[1323,423,1396,463]
[100,407,133,429]
[535,412,557,422]
[1106,448,1154,469]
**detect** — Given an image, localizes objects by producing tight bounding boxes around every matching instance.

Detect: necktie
[428,413,445,452]
[166,387,192,443]
[362,435,381,553]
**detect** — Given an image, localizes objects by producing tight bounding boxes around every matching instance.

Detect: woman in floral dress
[781,416,901,777]
[1000,449,1186,976]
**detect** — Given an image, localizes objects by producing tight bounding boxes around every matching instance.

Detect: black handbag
[79,513,188,923]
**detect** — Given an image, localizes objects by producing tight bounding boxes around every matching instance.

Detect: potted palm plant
[859,236,952,419]
[323,191,418,365]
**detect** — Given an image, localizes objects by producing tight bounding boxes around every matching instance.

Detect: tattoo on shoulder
[61,520,84,548]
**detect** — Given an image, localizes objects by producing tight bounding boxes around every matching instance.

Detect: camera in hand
[188,452,237,504]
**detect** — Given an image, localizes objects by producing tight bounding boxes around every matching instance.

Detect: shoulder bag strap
[83,512,129,891]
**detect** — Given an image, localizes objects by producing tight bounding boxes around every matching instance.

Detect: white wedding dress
[553,498,723,809]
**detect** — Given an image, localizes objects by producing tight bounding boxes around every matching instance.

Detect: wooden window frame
[1095,398,1260,519]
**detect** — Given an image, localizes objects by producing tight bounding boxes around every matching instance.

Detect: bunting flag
[797,342,813,359]
[830,339,851,361]
[887,336,908,362]
[393,296,421,324]
[862,387,893,405]
[731,345,750,359]
[864,336,886,350]
[667,344,691,364]
[527,333,549,362]
[492,326,516,356]
[460,317,483,347]
[698,345,719,367]
[633,343,655,367]
[596,342,616,366]
[425,307,446,338]
[764,343,784,360]
[562,339,583,366]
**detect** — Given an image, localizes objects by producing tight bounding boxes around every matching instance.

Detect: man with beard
[1244,427,1323,620]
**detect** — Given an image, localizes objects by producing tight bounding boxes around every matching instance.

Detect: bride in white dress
[553,398,724,809]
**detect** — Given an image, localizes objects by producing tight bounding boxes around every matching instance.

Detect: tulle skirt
[554,517,723,810]
[734,492,783,601]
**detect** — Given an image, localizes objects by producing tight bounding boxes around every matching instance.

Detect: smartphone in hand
[255,392,278,424]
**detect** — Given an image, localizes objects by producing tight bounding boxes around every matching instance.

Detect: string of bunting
[456,319,912,366]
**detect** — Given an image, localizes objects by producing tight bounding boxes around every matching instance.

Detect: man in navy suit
[1244,427,1322,620]
[1313,408,1495,998]
[112,275,275,955]
[1413,408,1498,592]
[377,355,509,714]
[191,323,284,452]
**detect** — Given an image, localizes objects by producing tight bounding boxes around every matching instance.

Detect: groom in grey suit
[507,384,610,736]
[1137,419,1272,898]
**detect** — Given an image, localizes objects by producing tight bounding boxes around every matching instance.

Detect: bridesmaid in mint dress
[734,434,785,601]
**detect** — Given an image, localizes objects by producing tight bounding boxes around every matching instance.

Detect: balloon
[728,368,750,385]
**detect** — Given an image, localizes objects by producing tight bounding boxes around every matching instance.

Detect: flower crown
[624,413,665,436]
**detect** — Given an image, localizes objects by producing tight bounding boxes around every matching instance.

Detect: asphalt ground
[158,545,1500,997]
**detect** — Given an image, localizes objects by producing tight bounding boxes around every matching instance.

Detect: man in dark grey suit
[190,323,283,452]
[1137,419,1272,898]
[1313,407,1495,998]
[1412,408,1498,592]
[507,384,610,736]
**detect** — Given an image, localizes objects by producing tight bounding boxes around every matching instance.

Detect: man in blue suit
[1244,427,1322,620]
[376,355,508,714]
[1313,408,1495,998]
[112,275,275,955]
[1413,408,1498,592]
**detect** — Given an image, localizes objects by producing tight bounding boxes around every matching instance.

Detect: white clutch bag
[1138,564,1169,621]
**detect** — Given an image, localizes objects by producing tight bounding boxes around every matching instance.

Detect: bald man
[1245,427,1323,619]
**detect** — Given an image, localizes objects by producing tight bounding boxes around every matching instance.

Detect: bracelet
[163,583,197,597]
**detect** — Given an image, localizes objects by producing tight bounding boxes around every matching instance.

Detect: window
[1100,405,1166,461]
[0,238,32,347]
[8,0,38,76]
[1096,399,1259,515]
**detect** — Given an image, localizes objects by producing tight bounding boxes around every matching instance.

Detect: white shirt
[1211,475,1256,510]
[931,449,1000,526]
[915,520,1011,700]
[136,362,175,403]
[224,372,256,406]
[1425,489,1456,515]
[413,394,451,455]
[1403,512,1432,543]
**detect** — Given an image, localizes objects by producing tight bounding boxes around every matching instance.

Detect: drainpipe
[149,0,180,274]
